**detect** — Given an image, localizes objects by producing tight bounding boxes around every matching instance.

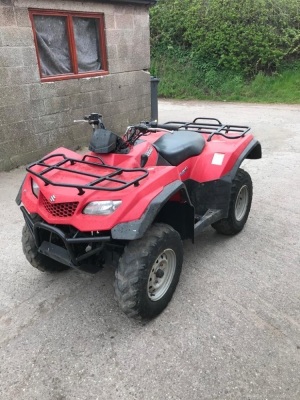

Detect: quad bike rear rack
[27,153,149,195]
[152,117,250,142]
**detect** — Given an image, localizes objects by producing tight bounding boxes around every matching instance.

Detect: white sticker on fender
[212,153,225,165]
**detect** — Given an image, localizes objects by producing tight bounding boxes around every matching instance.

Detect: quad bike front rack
[27,153,149,195]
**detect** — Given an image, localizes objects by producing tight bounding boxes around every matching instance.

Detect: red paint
[21,127,257,232]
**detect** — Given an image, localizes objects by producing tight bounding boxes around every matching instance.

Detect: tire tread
[212,168,253,235]
[114,223,183,319]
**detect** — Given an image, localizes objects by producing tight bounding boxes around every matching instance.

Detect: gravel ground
[0,100,299,400]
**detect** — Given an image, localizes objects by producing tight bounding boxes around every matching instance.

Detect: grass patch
[151,55,300,103]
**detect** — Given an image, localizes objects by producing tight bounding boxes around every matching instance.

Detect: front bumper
[21,206,111,273]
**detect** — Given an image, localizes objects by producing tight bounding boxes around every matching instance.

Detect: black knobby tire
[22,215,69,272]
[114,223,183,319]
[212,168,253,235]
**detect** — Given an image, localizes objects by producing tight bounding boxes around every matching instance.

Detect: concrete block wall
[0,0,152,171]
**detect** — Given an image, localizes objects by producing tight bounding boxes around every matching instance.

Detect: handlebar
[74,113,105,130]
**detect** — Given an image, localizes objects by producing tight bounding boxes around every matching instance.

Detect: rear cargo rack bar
[152,118,250,141]
[27,154,149,195]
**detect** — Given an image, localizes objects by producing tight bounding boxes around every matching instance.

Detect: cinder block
[3,120,32,144]
[117,42,132,59]
[133,13,149,29]
[9,148,45,169]
[108,59,123,75]
[30,99,46,117]
[30,83,58,101]
[106,44,118,62]
[68,131,91,151]
[22,47,38,67]
[0,47,23,67]
[0,139,24,158]
[132,55,150,71]
[0,6,15,26]
[118,71,138,87]
[93,74,112,92]
[55,79,80,97]
[29,131,54,153]
[0,85,30,107]
[1,27,34,47]
[31,114,57,135]
[58,125,75,145]
[111,4,127,15]
[32,130,65,153]
[6,65,39,85]
[106,29,123,47]
[15,7,31,27]
[125,5,139,15]
[32,110,73,135]
[80,76,104,93]
[104,14,115,30]
[1,105,18,127]
[90,89,109,106]
[115,14,133,30]
[0,67,10,84]
[0,0,13,6]
[4,99,46,123]
[70,92,93,109]
[44,96,70,114]
[108,99,127,117]
[54,110,73,129]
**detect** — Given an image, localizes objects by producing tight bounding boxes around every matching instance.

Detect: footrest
[194,209,224,236]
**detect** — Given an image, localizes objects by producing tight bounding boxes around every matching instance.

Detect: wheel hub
[155,268,164,278]
[147,249,176,301]
[235,185,249,221]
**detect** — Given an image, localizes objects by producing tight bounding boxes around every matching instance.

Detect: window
[29,10,108,82]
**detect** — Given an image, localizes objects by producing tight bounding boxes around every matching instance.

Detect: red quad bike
[16,113,261,319]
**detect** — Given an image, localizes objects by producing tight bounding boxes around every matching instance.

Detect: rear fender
[229,139,262,179]
[111,181,194,240]
[245,140,262,159]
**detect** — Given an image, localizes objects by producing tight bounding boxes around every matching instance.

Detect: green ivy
[150,0,300,77]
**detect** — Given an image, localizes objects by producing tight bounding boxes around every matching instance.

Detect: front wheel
[22,215,70,272]
[212,168,253,235]
[114,223,183,319]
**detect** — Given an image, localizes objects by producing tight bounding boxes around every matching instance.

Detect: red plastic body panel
[21,129,256,232]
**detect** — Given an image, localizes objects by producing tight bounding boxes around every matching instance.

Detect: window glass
[33,15,71,76]
[30,11,107,81]
[73,17,101,73]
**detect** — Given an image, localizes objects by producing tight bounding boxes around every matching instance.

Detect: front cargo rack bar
[27,154,149,195]
[151,117,250,141]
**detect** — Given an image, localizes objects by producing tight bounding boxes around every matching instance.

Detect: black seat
[153,131,205,166]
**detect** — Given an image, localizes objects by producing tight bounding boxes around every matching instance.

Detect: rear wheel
[22,215,69,272]
[212,168,253,235]
[114,223,183,319]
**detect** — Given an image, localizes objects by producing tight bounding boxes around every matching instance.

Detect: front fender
[15,177,26,205]
[111,181,192,240]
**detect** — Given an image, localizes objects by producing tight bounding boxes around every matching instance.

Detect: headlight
[31,179,40,198]
[83,200,122,215]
